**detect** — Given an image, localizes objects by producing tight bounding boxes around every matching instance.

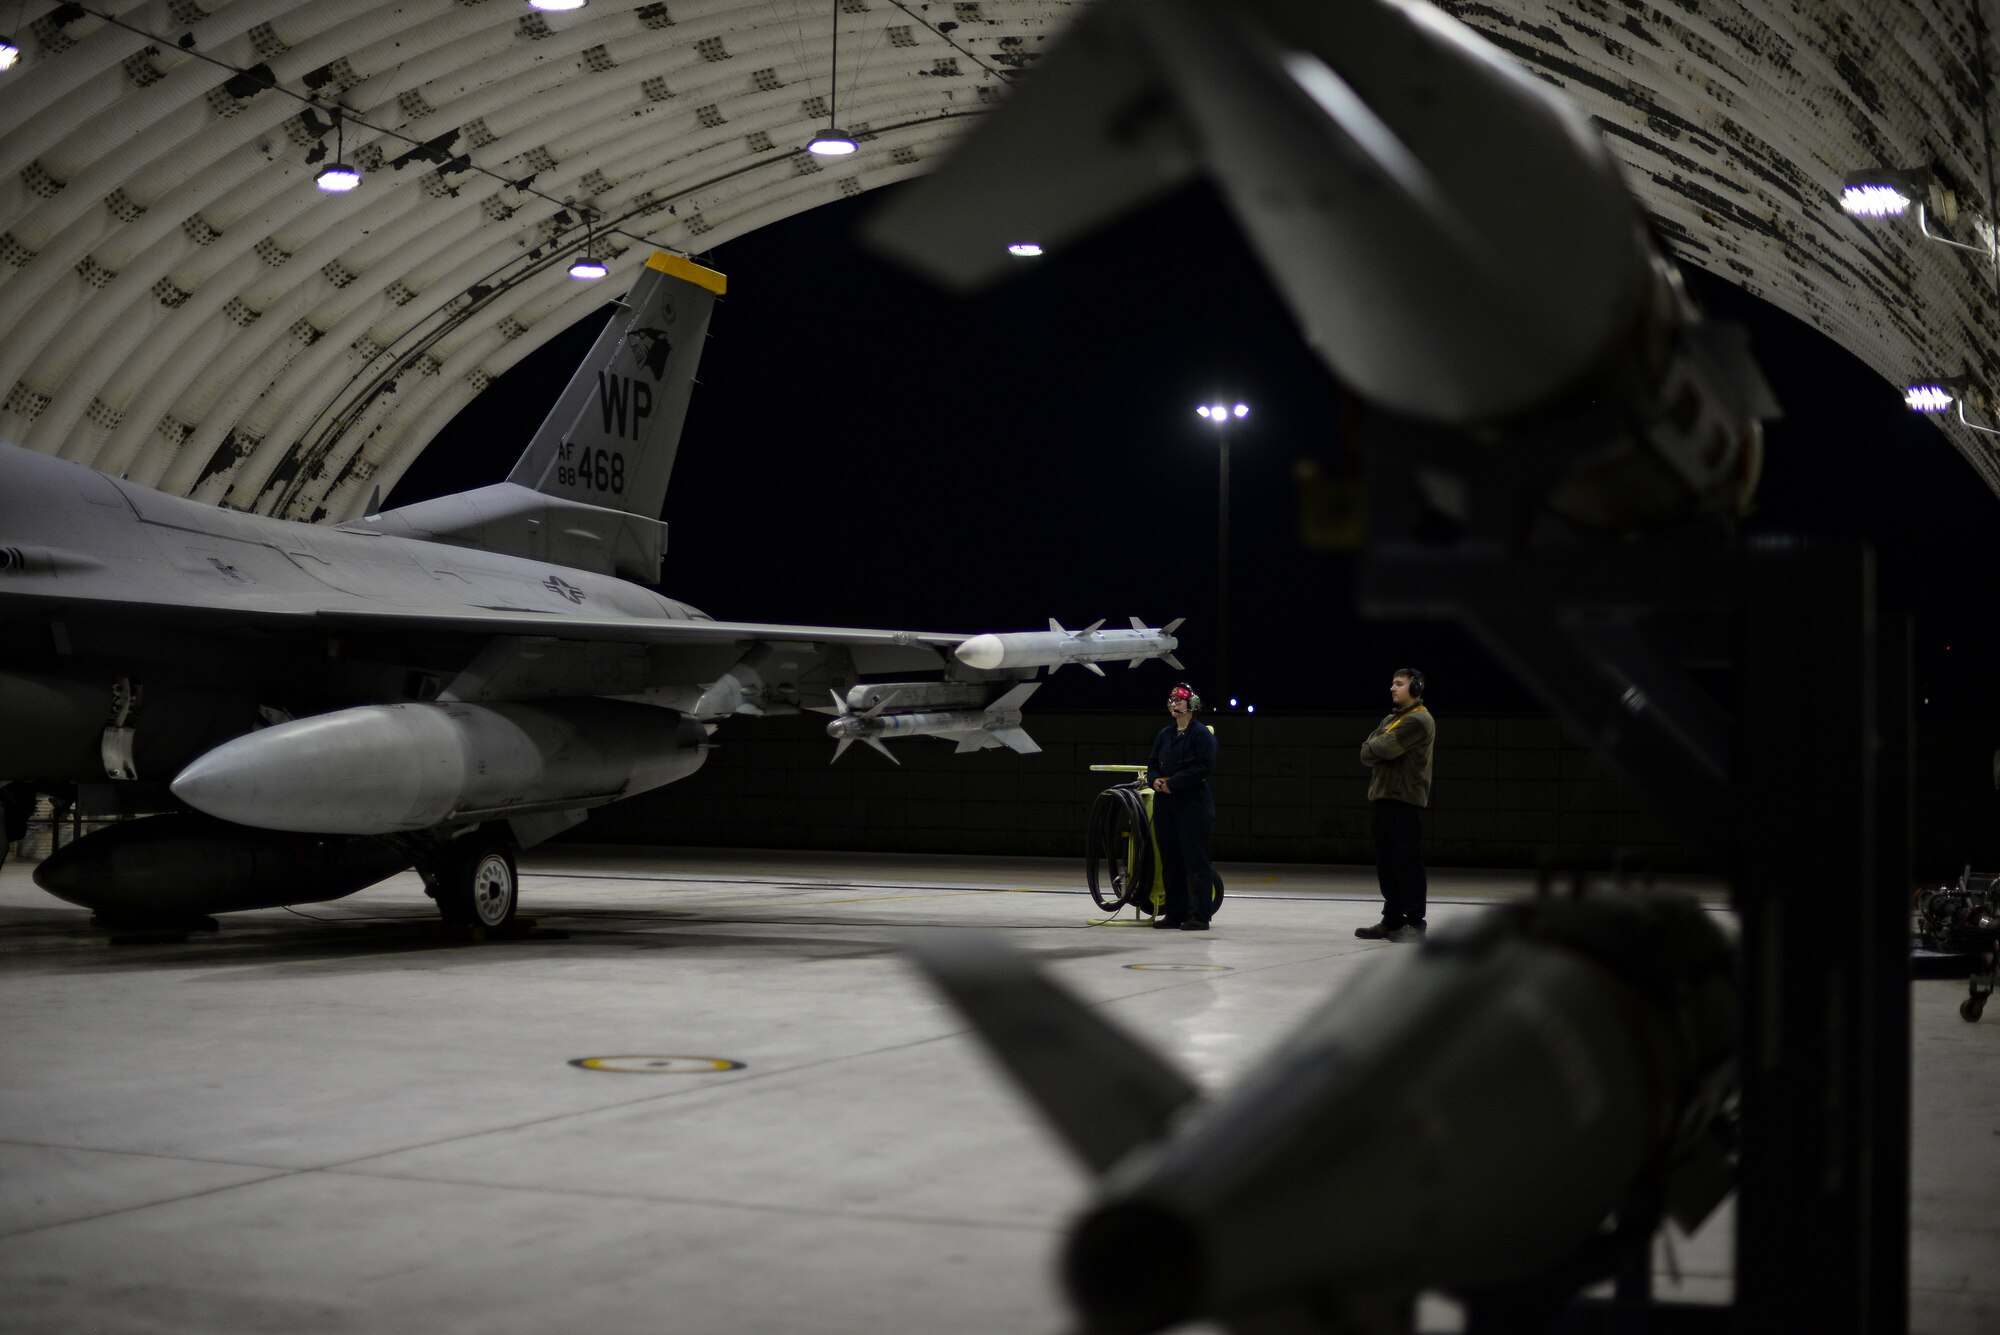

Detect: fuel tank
[33,813,412,916]
[172,699,708,835]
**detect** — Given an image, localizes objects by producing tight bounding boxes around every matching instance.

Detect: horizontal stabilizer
[905,933,1200,1174]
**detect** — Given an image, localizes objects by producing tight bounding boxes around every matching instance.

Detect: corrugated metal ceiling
[2,0,1998,519]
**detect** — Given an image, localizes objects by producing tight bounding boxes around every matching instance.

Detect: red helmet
[1167,683,1201,711]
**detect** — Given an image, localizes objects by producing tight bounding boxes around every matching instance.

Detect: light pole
[1195,401,1248,697]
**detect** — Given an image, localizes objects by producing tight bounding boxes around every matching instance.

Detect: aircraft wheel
[437,829,519,931]
[1962,996,1986,1023]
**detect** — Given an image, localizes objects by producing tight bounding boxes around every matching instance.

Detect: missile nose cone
[1063,1199,1202,1334]
[955,634,1006,670]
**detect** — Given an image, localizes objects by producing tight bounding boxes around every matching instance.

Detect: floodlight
[568,256,608,280]
[1905,384,1954,414]
[1232,403,1248,417]
[1907,375,2000,436]
[0,40,19,72]
[529,0,587,11]
[1007,243,1044,257]
[1840,167,1926,217]
[1196,406,1212,419]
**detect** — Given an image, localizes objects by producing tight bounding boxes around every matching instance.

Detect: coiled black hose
[1085,784,1154,912]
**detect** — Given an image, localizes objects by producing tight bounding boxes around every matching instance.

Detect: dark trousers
[1371,798,1427,926]
[1154,790,1215,923]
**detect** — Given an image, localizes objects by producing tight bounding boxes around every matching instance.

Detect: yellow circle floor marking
[1125,963,1233,972]
[569,1056,745,1074]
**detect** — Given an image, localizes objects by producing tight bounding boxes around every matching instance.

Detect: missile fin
[904,933,1200,1174]
[1081,618,1105,634]
[1049,617,1067,634]
[830,689,851,717]
[988,682,1042,712]
[1164,617,1185,634]
[1164,653,1185,670]
[1130,616,1147,631]
[990,727,1041,755]
[830,737,853,764]
[865,736,901,765]
[954,735,991,754]
[1084,661,1106,677]
[860,687,901,719]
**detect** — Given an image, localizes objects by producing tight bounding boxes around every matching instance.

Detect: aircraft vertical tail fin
[905,933,1200,1174]
[508,252,726,520]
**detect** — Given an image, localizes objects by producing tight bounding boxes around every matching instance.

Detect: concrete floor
[0,847,1993,1335]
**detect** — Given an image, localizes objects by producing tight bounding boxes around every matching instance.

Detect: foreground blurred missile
[34,813,410,922]
[173,700,707,836]
[827,682,1040,763]
[867,0,1773,530]
[908,894,1737,1334]
[955,617,1184,676]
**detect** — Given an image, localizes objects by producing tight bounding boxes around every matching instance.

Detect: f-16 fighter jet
[0,253,1181,931]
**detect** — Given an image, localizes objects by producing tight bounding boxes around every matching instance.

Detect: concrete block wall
[573,710,1707,872]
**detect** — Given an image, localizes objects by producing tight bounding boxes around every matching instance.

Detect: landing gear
[421,825,520,932]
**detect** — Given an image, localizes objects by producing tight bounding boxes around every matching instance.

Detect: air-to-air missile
[954,618,1185,677]
[826,682,1041,763]
[171,699,708,836]
[908,894,1738,1335]
[34,812,411,922]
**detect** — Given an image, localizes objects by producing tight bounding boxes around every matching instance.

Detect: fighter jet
[0,252,1180,931]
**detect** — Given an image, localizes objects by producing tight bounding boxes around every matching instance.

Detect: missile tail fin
[1084,661,1106,677]
[907,933,1199,1174]
[988,682,1041,712]
[1049,617,1068,634]
[1164,653,1185,670]
[989,727,1041,755]
[830,737,852,764]
[1129,616,1147,631]
[865,736,900,765]
[1164,617,1185,634]
[1081,618,1106,634]
[954,734,992,754]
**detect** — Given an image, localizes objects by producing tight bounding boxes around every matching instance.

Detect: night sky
[393,179,2000,734]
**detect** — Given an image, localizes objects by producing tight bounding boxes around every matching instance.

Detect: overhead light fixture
[568,208,607,279]
[528,0,587,11]
[0,39,19,72]
[1007,243,1044,257]
[807,130,857,157]
[315,106,361,193]
[805,2,858,158]
[1232,403,1249,418]
[1905,375,2000,436]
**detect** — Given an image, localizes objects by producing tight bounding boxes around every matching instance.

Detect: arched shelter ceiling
[1,0,1997,520]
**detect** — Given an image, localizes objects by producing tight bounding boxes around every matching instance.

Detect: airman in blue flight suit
[1148,683,1220,931]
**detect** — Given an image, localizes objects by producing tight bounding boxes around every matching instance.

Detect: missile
[866,0,1774,532]
[955,618,1184,677]
[827,682,1041,763]
[844,679,995,714]
[908,893,1738,1333]
[172,699,708,836]
[33,813,412,921]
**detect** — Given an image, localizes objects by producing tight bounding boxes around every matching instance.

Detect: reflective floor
[0,848,1992,1334]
